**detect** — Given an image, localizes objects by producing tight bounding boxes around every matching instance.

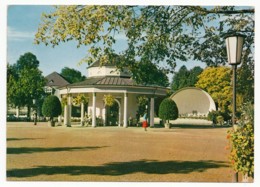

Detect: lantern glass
[225,35,245,65]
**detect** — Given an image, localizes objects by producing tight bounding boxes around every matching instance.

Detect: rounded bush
[42,95,62,121]
[159,98,178,122]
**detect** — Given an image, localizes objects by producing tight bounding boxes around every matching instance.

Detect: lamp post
[224,33,245,182]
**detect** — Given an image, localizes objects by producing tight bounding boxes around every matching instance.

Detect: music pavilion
[57,60,168,128]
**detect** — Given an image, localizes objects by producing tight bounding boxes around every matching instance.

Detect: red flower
[226,134,231,139]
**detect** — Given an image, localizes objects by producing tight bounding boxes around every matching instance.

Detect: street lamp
[224,33,245,182]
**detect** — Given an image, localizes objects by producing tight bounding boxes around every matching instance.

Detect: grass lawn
[6,121,236,182]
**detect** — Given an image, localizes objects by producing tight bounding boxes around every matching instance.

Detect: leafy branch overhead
[35,5,254,71]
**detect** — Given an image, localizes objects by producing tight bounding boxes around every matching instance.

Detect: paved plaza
[7,121,236,182]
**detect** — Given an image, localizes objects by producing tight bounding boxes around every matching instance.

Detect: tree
[132,61,169,87]
[60,67,86,83]
[227,102,254,180]
[158,98,178,127]
[189,66,204,86]
[171,65,189,91]
[35,6,254,72]
[42,95,62,126]
[7,53,46,119]
[171,65,203,91]
[195,66,231,112]
[237,60,254,104]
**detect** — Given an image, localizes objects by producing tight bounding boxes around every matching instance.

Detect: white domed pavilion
[170,87,216,117]
[57,60,168,127]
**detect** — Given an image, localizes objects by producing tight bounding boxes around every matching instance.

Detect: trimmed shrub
[208,110,231,124]
[158,98,178,123]
[42,95,62,123]
[216,115,224,125]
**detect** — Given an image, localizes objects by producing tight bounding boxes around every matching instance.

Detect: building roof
[68,76,136,87]
[45,72,70,87]
[62,76,167,89]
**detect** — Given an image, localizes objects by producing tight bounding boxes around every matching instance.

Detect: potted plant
[103,94,115,106]
[42,95,62,127]
[158,98,178,128]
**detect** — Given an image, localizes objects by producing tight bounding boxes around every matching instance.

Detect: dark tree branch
[192,6,254,15]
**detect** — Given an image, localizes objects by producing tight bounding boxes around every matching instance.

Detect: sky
[6,5,207,79]
[7,5,90,77]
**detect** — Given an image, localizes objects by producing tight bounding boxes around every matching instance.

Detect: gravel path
[7,121,235,182]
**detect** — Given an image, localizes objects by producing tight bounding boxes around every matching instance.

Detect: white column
[102,108,106,126]
[115,99,121,127]
[67,95,72,127]
[80,102,84,126]
[150,97,155,127]
[64,104,68,126]
[123,93,128,128]
[92,92,96,127]
[58,115,62,126]
[16,106,19,118]
[118,107,121,127]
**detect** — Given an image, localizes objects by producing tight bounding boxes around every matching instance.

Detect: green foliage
[237,60,254,104]
[42,95,62,121]
[159,98,178,122]
[208,110,231,124]
[103,94,115,107]
[72,94,88,106]
[136,96,149,117]
[171,65,203,91]
[16,52,40,70]
[195,67,232,112]
[216,115,224,125]
[35,5,254,72]
[227,102,254,178]
[207,111,219,124]
[131,61,169,87]
[7,53,46,118]
[60,67,86,83]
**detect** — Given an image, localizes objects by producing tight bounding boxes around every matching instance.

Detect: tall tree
[171,65,203,91]
[7,52,46,119]
[60,67,86,83]
[171,65,189,91]
[35,6,254,72]
[195,66,231,112]
[237,54,254,104]
[132,61,169,87]
[188,66,203,86]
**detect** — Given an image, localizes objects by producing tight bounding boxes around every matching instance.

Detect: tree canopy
[158,98,178,122]
[42,95,62,120]
[35,5,254,74]
[195,66,231,112]
[7,52,46,117]
[60,67,86,83]
[171,65,203,91]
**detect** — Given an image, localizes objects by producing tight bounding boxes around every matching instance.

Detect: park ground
[6,120,242,182]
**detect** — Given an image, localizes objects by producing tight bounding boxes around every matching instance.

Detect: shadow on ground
[7,138,44,141]
[7,146,108,154]
[7,159,228,179]
[170,124,231,129]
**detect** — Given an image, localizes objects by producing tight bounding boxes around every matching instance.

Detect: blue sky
[7,5,90,77]
[7,5,206,79]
